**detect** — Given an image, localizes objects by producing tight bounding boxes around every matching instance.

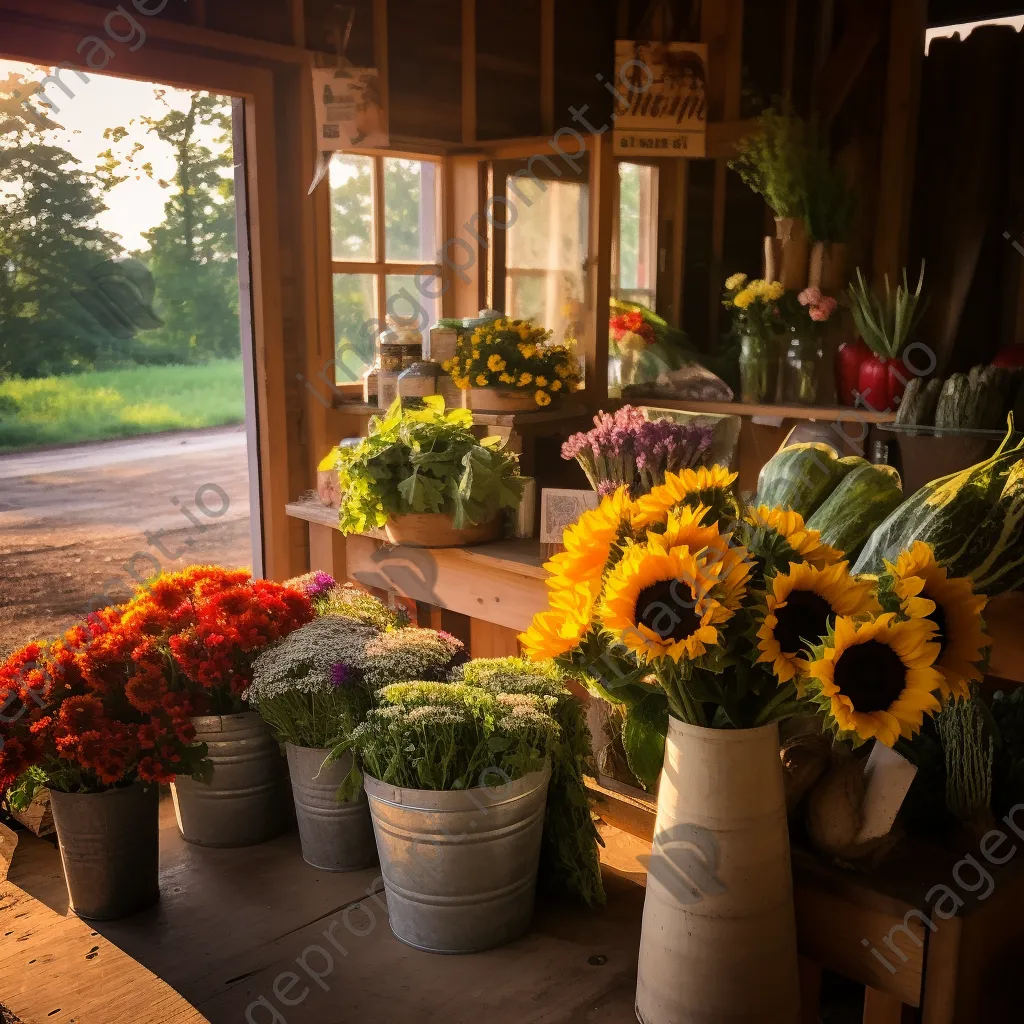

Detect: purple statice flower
[328,662,353,688]
[306,571,336,598]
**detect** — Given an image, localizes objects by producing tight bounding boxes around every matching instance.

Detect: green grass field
[0,359,246,451]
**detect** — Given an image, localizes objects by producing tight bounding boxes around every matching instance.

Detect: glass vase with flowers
[722,274,785,403]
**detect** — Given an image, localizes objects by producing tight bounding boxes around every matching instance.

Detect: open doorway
[0,62,257,656]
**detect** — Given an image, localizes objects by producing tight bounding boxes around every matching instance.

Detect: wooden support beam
[782,0,799,101]
[587,131,615,398]
[373,0,390,139]
[814,5,885,123]
[540,0,555,136]
[462,0,477,144]
[701,0,743,343]
[444,155,487,317]
[862,988,914,1024]
[872,0,927,284]
[290,0,305,48]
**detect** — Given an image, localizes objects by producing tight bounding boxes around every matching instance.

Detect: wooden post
[587,131,615,399]
[872,0,926,284]
[307,521,347,581]
[461,0,477,144]
[701,0,743,342]
[373,0,390,140]
[540,0,555,136]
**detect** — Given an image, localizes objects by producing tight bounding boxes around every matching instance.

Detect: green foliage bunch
[346,681,560,792]
[454,657,606,906]
[730,107,855,243]
[847,264,926,359]
[334,396,525,534]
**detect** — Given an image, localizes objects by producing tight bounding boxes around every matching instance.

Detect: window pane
[384,158,438,262]
[334,274,377,383]
[504,175,587,344]
[385,274,439,334]
[617,162,658,310]
[330,154,374,261]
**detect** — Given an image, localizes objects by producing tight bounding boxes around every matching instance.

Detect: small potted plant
[342,680,560,953]
[0,618,208,920]
[244,615,383,871]
[333,396,526,547]
[452,656,605,907]
[846,264,926,411]
[443,316,582,413]
[80,565,314,849]
[722,274,786,403]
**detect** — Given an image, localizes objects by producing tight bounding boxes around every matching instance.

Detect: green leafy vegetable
[333,397,525,534]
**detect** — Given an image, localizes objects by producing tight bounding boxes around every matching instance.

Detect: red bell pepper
[836,338,872,406]
[993,346,1024,368]
[857,353,909,412]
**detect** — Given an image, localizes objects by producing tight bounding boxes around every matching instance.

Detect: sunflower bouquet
[443,316,582,407]
[520,464,990,784]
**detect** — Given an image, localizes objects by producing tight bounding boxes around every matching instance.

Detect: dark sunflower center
[923,592,948,654]
[636,579,702,642]
[775,590,833,656]
[834,640,907,712]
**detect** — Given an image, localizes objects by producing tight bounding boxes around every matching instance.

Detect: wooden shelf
[637,399,897,423]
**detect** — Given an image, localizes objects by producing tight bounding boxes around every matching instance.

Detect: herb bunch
[347,681,560,792]
[453,656,606,906]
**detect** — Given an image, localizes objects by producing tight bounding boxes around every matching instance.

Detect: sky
[0,59,232,252]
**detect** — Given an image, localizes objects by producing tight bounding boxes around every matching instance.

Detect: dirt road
[0,427,252,657]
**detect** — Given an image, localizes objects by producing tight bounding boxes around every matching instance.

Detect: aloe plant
[847,263,926,358]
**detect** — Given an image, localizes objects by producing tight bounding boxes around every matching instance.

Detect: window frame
[328,149,444,389]
[612,158,660,313]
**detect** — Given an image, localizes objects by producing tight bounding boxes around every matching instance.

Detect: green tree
[0,72,122,378]
[138,91,240,364]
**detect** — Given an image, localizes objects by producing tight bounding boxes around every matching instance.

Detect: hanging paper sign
[612,41,708,157]
[312,66,388,150]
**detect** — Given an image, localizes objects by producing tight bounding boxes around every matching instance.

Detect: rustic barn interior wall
[909,24,1024,374]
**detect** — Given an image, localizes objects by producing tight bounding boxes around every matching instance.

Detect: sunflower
[544,487,635,588]
[645,503,754,611]
[757,562,878,683]
[884,541,989,700]
[744,505,843,569]
[631,465,739,529]
[520,579,598,661]
[805,613,943,746]
[599,544,730,664]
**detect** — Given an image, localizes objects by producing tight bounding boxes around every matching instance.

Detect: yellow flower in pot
[448,317,582,413]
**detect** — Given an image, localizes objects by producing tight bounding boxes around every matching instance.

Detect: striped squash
[806,463,904,563]
[853,421,1024,595]
[755,436,866,519]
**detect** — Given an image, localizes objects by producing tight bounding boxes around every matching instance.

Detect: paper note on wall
[312,67,388,151]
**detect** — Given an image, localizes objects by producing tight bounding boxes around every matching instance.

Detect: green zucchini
[806,463,904,562]
[853,418,1024,594]
[755,435,864,519]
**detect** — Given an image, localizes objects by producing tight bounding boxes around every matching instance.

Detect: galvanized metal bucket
[286,744,377,872]
[49,782,159,921]
[171,712,292,848]
[634,718,800,1024]
[364,762,550,954]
